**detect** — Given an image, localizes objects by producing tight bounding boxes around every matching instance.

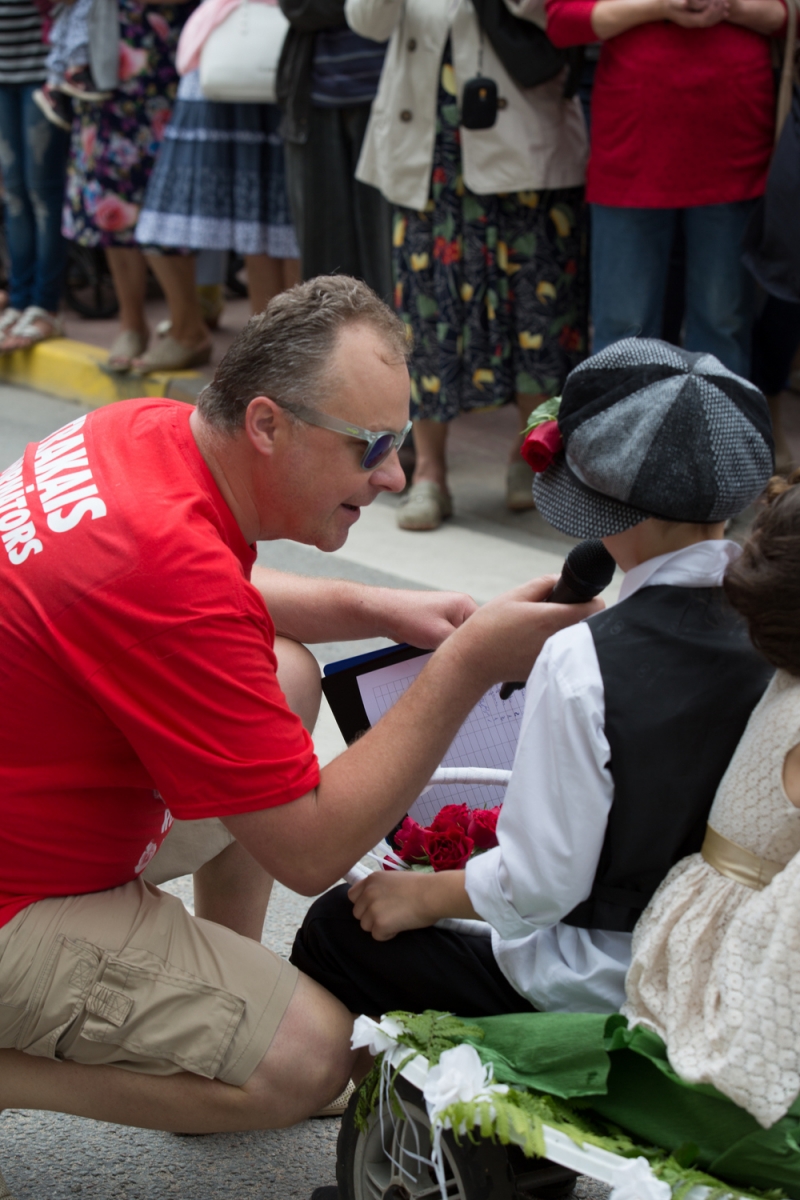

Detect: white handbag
[200,0,289,104]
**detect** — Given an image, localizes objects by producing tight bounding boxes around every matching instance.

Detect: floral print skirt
[394,41,588,423]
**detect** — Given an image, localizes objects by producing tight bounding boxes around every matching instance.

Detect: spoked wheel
[337,1077,577,1200]
[338,1076,513,1200]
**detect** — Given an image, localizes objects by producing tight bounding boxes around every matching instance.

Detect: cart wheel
[336,1076,577,1200]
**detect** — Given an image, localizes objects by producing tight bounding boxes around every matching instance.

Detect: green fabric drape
[452,1012,800,1195]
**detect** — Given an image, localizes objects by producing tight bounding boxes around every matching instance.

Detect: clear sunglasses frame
[284,400,412,471]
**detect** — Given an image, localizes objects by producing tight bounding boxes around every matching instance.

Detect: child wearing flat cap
[292,338,776,1019]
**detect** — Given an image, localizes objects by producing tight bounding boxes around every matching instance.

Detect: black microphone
[499,539,616,701]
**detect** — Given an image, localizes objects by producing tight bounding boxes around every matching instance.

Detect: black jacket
[277,0,347,144]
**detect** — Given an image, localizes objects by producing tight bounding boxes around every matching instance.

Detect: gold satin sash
[701,824,784,891]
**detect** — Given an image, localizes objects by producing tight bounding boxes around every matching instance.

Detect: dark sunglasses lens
[362,434,395,469]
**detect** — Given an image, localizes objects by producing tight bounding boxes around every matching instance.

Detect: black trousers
[290,884,535,1017]
[284,104,393,304]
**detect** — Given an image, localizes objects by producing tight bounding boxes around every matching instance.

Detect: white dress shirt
[464,539,743,1014]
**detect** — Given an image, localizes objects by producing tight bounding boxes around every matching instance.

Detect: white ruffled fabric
[623,671,800,1128]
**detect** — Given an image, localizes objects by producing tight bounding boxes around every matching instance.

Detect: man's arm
[341,621,615,940]
[252,564,478,649]
[223,576,602,893]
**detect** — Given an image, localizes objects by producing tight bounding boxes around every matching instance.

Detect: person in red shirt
[0,275,596,1152]
[545,0,786,377]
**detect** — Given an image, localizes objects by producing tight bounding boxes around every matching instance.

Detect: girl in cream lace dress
[623,471,800,1131]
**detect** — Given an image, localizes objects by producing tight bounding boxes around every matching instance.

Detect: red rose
[520,419,563,473]
[395,816,429,864]
[430,804,471,833]
[423,825,475,872]
[467,806,501,849]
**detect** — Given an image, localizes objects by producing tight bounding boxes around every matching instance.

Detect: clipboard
[321,643,429,745]
[322,642,525,825]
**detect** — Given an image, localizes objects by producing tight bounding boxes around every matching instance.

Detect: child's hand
[348,869,478,941]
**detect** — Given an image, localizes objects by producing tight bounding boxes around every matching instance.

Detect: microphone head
[563,539,616,599]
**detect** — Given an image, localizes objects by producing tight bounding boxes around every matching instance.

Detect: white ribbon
[609,1157,672,1200]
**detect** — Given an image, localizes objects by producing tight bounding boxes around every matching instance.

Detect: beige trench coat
[345,0,588,211]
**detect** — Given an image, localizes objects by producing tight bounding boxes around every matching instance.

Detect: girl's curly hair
[724,469,800,677]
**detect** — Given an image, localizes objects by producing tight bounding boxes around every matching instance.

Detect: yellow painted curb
[0,336,205,407]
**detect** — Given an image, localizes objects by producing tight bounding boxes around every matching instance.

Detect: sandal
[106,329,149,374]
[130,334,212,376]
[396,481,453,531]
[0,307,22,346]
[1,305,63,352]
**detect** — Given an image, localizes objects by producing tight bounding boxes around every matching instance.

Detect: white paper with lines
[357,654,525,826]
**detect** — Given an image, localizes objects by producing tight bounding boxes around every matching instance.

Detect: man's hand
[381,590,478,650]
[348,869,478,941]
[448,574,603,692]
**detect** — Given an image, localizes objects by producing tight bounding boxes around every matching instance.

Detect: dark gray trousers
[284,103,393,303]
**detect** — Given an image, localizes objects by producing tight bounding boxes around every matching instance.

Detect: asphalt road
[0,384,610,1200]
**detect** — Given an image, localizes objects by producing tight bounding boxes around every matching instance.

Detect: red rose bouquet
[389,803,501,873]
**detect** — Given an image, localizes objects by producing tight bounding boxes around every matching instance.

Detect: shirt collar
[617,539,742,604]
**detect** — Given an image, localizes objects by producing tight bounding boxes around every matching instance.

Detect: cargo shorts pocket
[19,936,247,1079]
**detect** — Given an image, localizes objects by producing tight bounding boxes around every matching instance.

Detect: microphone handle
[499,567,593,700]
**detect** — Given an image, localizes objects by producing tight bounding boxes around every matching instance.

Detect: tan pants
[0,821,296,1085]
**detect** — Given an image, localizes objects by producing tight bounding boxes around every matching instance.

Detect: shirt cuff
[465,848,540,941]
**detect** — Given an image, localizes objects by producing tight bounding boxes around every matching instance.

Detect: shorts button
[407,37,417,50]
[400,109,413,122]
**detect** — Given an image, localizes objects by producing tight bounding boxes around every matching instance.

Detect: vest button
[407,37,417,50]
[497,96,508,110]
[400,109,413,122]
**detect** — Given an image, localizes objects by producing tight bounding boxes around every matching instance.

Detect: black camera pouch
[461,76,498,130]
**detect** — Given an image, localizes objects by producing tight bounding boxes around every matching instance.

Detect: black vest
[563,585,772,933]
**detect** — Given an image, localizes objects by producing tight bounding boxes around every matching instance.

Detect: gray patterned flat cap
[532,338,775,539]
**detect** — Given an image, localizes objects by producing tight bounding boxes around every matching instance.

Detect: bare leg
[512,391,548,461]
[245,254,282,314]
[0,974,360,1131]
[192,636,321,937]
[141,254,209,350]
[104,247,149,366]
[506,391,548,511]
[281,257,301,290]
[410,419,449,493]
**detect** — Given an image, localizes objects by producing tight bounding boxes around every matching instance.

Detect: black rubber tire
[335,1075,515,1200]
[336,1075,577,1200]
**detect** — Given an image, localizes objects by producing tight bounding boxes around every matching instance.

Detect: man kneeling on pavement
[0,277,596,1161]
[0,289,774,1177]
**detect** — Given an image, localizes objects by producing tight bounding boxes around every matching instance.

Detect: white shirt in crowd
[464,538,743,1014]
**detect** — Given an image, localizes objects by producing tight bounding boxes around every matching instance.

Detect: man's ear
[244,395,284,459]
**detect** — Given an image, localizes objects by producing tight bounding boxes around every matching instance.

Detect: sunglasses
[284,400,412,471]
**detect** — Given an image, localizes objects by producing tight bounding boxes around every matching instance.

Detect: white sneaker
[396,481,453,531]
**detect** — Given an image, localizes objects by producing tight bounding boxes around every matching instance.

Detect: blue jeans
[0,84,69,312]
[591,201,758,378]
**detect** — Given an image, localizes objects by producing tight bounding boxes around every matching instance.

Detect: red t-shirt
[0,399,320,929]
[546,1,779,208]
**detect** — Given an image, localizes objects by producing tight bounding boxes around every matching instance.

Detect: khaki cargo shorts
[0,820,298,1086]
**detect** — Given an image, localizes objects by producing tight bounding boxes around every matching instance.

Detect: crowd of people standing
[0,0,797,524]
